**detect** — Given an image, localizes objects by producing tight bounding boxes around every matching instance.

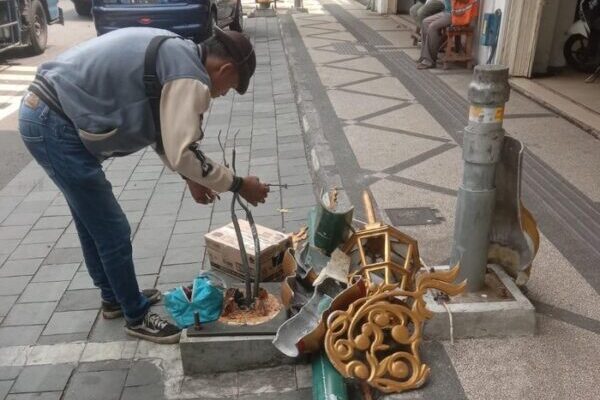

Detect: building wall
[476,0,577,75]
[475,0,508,65]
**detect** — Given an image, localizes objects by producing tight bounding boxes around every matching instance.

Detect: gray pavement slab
[2,212,41,226]
[0,325,43,345]
[32,216,71,230]
[124,360,162,387]
[0,259,43,277]
[0,366,22,380]
[2,302,57,326]
[119,189,153,201]
[43,247,83,265]
[0,276,30,296]
[136,274,157,289]
[156,263,200,284]
[43,310,97,335]
[173,219,211,235]
[133,257,162,275]
[67,272,95,290]
[0,226,30,240]
[163,247,204,266]
[64,370,127,400]
[19,281,69,303]
[0,295,18,316]
[9,243,53,260]
[0,381,12,400]
[54,233,80,249]
[0,239,19,256]
[32,263,79,282]
[89,317,133,343]
[56,289,100,312]
[168,233,205,249]
[21,229,63,244]
[10,364,74,393]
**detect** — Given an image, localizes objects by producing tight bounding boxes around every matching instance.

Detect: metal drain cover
[385,207,442,226]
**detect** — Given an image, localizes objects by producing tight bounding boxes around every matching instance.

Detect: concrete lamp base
[424,264,536,340]
[179,282,295,375]
[180,332,295,375]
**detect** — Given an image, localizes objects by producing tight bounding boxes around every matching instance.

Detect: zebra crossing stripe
[0,66,35,121]
[0,83,29,91]
[3,65,37,72]
[0,95,24,102]
[0,74,36,81]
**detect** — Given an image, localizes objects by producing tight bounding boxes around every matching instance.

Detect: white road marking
[0,65,35,121]
[2,65,37,72]
[0,83,29,91]
[0,74,35,81]
[0,95,22,102]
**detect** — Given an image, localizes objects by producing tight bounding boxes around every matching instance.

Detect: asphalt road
[0,2,96,190]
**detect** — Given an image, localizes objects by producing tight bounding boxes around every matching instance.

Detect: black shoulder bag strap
[144,35,176,155]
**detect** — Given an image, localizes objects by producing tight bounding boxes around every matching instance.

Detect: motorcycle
[563,0,600,75]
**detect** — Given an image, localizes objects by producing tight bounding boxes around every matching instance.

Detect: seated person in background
[416,0,451,69]
[409,0,446,35]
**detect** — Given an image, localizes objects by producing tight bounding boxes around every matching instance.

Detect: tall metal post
[450,65,510,292]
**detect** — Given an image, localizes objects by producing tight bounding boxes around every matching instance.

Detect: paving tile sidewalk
[0,15,313,400]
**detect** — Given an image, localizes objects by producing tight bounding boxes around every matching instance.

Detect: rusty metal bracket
[488,136,540,286]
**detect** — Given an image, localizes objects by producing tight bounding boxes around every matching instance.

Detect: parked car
[90,0,243,42]
[72,0,92,16]
[0,0,63,55]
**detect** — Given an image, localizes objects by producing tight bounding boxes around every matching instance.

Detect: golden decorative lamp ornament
[342,192,422,290]
[325,191,466,394]
[324,266,465,393]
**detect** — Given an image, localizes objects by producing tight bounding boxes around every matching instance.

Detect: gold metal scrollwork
[342,192,423,290]
[324,264,466,393]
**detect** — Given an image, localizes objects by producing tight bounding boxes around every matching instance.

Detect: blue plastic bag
[164,274,225,329]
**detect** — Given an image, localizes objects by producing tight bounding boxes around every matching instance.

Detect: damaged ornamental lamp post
[220,130,279,320]
[324,192,466,395]
[273,191,466,395]
[450,65,510,292]
[227,130,262,306]
[230,140,261,306]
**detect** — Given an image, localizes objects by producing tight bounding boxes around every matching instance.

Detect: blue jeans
[19,94,149,323]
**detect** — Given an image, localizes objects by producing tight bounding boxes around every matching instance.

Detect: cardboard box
[205,220,292,282]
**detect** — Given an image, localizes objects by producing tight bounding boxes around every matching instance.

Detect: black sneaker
[125,312,181,344]
[101,289,162,319]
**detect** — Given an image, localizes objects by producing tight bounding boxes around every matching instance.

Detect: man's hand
[186,179,217,205]
[239,176,269,206]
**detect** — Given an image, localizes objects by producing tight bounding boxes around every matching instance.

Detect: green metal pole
[311,297,348,400]
[312,352,348,400]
